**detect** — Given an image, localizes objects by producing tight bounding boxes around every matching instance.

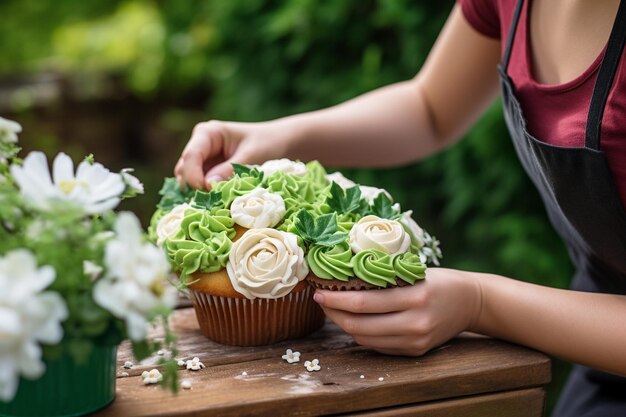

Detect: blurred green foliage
[0,1,573,411]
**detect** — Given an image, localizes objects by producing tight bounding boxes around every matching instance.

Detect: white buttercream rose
[259,158,307,176]
[226,228,308,299]
[156,203,192,246]
[359,186,393,205]
[326,172,356,189]
[349,215,411,256]
[230,188,285,229]
[399,210,426,247]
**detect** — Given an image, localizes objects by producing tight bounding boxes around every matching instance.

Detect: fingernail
[313,292,324,304]
[205,175,222,184]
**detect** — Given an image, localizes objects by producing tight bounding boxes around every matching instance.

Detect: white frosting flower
[156,203,192,246]
[359,186,393,205]
[230,188,285,229]
[0,250,68,402]
[10,151,125,214]
[226,228,308,299]
[282,349,301,364]
[141,369,163,385]
[399,211,426,247]
[259,158,307,176]
[326,172,356,189]
[94,212,177,342]
[186,357,205,371]
[304,359,321,372]
[120,168,144,195]
[0,117,22,144]
[349,215,411,256]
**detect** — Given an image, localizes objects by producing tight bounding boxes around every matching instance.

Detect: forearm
[276,80,440,168]
[472,272,626,376]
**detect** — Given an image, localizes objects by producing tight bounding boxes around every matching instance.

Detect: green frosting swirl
[263,171,317,206]
[307,241,354,281]
[165,231,232,277]
[353,249,397,288]
[211,175,260,207]
[304,160,329,188]
[164,207,235,278]
[393,252,426,285]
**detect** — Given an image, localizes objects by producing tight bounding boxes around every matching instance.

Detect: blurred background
[0,0,572,412]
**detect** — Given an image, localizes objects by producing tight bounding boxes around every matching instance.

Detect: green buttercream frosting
[307,241,354,281]
[304,160,329,188]
[393,252,426,285]
[165,231,232,277]
[263,171,317,206]
[211,175,260,207]
[352,249,397,288]
[164,207,235,278]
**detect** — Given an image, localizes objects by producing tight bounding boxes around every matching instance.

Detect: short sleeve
[458,0,501,39]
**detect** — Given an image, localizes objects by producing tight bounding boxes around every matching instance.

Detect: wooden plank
[348,388,546,417]
[96,307,551,417]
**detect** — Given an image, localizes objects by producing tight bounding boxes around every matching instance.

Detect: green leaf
[369,192,399,219]
[191,190,224,211]
[157,177,195,211]
[326,182,362,214]
[293,209,348,247]
[232,163,263,180]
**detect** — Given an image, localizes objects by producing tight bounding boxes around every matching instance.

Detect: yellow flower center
[58,179,89,195]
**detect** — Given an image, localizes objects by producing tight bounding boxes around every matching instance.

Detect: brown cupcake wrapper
[307,275,412,291]
[189,285,325,346]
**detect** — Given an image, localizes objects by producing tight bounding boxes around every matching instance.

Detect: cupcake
[150,161,329,346]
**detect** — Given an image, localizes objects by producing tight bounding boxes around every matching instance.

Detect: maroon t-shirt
[459,0,626,209]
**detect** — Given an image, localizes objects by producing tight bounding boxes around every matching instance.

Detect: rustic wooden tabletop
[93,307,551,417]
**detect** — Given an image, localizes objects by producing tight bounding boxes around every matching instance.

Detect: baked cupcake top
[150,160,442,297]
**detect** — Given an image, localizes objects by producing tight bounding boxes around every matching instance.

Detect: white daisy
[304,359,321,372]
[281,349,301,364]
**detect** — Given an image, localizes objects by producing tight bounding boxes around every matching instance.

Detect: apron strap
[501,0,525,73]
[585,0,626,150]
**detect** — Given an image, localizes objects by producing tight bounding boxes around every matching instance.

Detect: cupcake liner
[189,285,325,346]
[307,275,411,291]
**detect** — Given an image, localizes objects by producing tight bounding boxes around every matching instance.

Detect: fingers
[321,306,408,337]
[314,286,421,314]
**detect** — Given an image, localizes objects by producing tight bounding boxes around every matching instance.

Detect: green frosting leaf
[232,163,264,180]
[191,190,224,211]
[393,252,426,285]
[326,182,362,215]
[293,209,347,247]
[367,192,400,220]
[157,177,195,211]
[352,249,397,288]
[307,241,354,281]
[211,175,260,207]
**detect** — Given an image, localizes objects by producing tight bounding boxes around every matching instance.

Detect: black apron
[499,1,626,416]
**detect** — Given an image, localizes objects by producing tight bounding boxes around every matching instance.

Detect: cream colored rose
[359,186,393,205]
[226,228,308,299]
[260,158,307,176]
[399,210,425,247]
[349,215,411,256]
[156,203,192,246]
[230,188,286,229]
[326,172,356,189]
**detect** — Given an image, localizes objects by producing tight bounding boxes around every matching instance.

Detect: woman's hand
[174,120,292,189]
[313,268,483,356]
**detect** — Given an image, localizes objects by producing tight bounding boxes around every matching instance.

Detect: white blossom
[141,369,163,385]
[0,250,68,402]
[349,215,411,256]
[259,159,307,176]
[304,359,321,372]
[359,186,393,205]
[121,168,144,195]
[326,172,356,189]
[186,357,205,371]
[83,260,103,281]
[281,349,301,364]
[94,212,177,341]
[0,117,22,144]
[230,188,285,229]
[10,151,125,214]
[123,361,134,369]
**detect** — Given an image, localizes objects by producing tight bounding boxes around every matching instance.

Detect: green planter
[0,344,118,417]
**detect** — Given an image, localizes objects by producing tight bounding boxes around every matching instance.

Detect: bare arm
[176,5,501,187]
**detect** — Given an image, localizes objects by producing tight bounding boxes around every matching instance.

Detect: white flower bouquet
[0,117,178,417]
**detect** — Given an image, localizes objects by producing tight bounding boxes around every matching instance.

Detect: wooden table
[94,307,551,417]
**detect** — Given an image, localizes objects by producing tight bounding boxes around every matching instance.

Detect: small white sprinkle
[120,372,129,377]
[123,361,133,369]
[378,377,384,381]
[157,350,165,356]
[359,375,365,379]
[181,380,192,390]
[241,371,248,376]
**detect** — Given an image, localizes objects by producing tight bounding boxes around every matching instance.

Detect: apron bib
[498,1,626,415]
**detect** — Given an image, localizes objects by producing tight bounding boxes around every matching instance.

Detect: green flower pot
[0,344,118,417]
